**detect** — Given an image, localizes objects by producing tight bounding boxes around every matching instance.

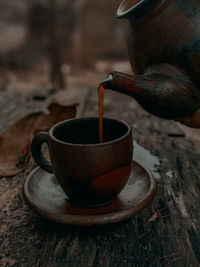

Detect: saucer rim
[23,160,157,226]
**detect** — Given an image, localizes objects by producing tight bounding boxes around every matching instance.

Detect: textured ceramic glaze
[103,0,200,121]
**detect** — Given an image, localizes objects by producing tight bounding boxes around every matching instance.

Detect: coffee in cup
[31,117,133,207]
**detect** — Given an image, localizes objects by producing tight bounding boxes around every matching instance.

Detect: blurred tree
[28,0,77,90]
[72,0,87,65]
[0,0,127,77]
[49,0,64,89]
[0,1,28,70]
[72,0,126,66]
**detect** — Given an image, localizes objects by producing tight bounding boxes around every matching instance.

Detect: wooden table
[0,87,200,266]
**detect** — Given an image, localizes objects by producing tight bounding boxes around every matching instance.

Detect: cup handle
[31,132,53,173]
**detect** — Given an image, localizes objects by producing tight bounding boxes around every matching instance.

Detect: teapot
[102,0,200,127]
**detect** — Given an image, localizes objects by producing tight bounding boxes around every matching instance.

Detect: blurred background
[0,0,132,93]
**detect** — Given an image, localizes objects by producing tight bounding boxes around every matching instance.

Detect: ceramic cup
[31,117,133,207]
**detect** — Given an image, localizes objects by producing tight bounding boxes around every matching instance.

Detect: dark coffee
[53,118,128,144]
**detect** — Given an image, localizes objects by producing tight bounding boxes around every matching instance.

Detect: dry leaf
[0,103,77,177]
[148,210,161,223]
[148,207,169,223]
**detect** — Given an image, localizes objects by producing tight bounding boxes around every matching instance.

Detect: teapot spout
[101,64,200,120]
[102,72,143,97]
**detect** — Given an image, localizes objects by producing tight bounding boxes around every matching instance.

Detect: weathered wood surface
[0,88,200,267]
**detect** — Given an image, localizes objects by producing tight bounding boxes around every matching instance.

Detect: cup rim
[49,117,132,147]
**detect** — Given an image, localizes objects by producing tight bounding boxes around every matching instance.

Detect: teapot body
[103,0,200,126]
[120,0,200,84]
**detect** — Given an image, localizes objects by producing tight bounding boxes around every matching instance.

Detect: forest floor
[0,59,199,148]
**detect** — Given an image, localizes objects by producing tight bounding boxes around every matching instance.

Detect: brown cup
[31,117,133,207]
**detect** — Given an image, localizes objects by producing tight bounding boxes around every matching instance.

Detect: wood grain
[0,88,199,267]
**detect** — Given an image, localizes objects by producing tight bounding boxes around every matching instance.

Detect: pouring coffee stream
[98,84,105,143]
[100,0,200,128]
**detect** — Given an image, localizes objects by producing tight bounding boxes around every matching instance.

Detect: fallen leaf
[148,210,161,223]
[167,257,180,265]
[0,103,77,177]
[148,207,169,223]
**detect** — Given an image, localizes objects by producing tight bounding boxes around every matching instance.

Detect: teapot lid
[117,0,163,20]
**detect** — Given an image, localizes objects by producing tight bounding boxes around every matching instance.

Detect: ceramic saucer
[23,161,157,226]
